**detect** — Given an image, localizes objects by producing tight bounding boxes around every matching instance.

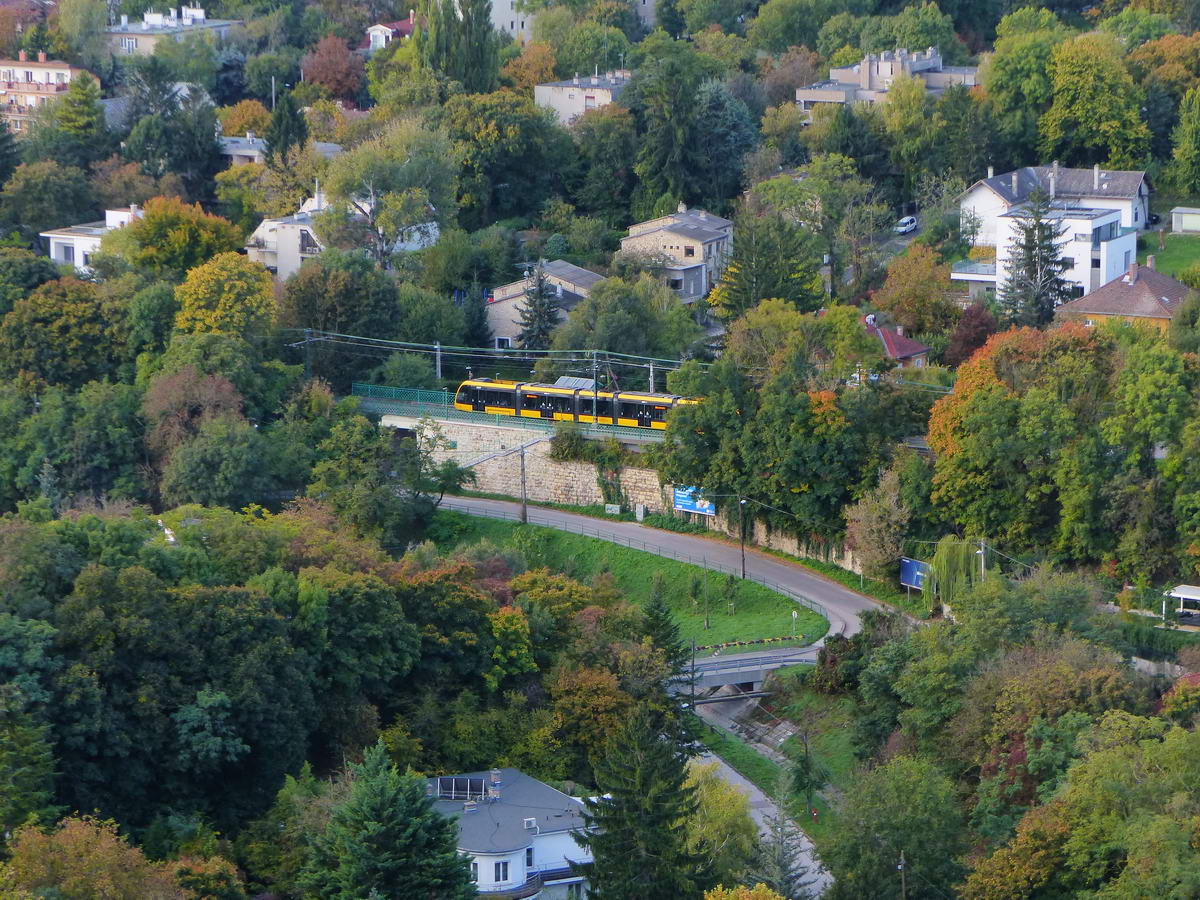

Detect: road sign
[673,486,715,516]
[900,557,930,591]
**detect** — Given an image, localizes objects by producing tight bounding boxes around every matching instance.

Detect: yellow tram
[453,378,698,430]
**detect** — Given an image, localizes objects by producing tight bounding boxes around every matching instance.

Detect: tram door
[636,404,653,427]
[472,388,486,412]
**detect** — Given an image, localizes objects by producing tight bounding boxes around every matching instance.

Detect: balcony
[1,80,68,92]
[950,259,996,281]
[477,872,542,899]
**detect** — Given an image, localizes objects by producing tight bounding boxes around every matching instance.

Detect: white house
[430,769,591,899]
[39,205,144,272]
[486,259,604,349]
[217,131,343,167]
[105,7,243,56]
[960,164,1151,247]
[534,70,630,125]
[490,0,535,42]
[361,14,415,54]
[245,192,438,280]
[952,203,1136,301]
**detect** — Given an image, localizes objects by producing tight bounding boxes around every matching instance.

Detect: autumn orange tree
[871,242,959,336]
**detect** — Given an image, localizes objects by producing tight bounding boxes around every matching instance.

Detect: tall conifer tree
[998,188,1072,327]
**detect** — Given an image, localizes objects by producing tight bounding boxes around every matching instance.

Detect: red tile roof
[867,323,930,360]
[1057,264,1190,321]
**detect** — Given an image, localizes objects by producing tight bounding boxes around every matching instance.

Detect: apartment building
[0,51,92,132]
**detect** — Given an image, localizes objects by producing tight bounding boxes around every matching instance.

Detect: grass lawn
[694,717,784,793]
[430,510,830,647]
[1138,232,1200,278]
[769,666,862,847]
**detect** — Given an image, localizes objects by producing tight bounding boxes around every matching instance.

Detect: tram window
[551,395,574,414]
[456,387,474,404]
[619,401,641,419]
[522,393,541,410]
[586,397,612,418]
[484,389,514,407]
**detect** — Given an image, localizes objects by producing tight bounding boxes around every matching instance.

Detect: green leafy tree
[872,242,958,335]
[1039,33,1151,167]
[823,755,966,900]
[300,742,475,899]
[322,119,457,264]
[416,0,500,94]
[633,52,703,212]
[571,106,638,224]
[709,208,824,320]
[0,249,58,317]
[0,279,126,387]
[0,161,95,246]
[174,252,276,337]
[1168,85,1200,194]
[577,705,707,898]
[485,605,537,691]
[516,264,560,350]
[684,760,758,888]
[264,91,309,167]
[438,91,571,229]
[0,685,57,843]
[998,189,1072,327]
[54,0,107,69]
[101,196,241,278]
[160,416,277,509]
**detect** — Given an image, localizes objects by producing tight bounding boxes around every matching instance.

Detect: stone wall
[384,414,863,571]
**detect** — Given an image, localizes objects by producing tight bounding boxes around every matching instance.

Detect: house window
[61,245,74,263]
[470,863,478,882]
[495,861,509,882]
[568,885,584,899]
[23,71,31,81]
[1135,208,1139,222]
[684,245,695,257]
[495,337,511,349]
[1124,250,1132,269]
[526,848,533,868]
[584,94,595,108]
[668,277,683,290]
[121,37,137,52]
[81,252,90,267]
[1062,257,1074,269]
[1084,318,1094,327]
[1091,258,1100,268]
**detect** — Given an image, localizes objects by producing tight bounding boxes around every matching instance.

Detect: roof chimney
[17,50,24,61]
[121,13,128,24]
[677,201,687,213]
[1049,169,1056,199]
[1147,254,1156,271]
[572,72,579,85]
[36,51,45,62]
[409,7,414,20]
[1011,171,1018,194]
[1094,163,1100,190]
[895,325,905,337]
[1127,260,1138,283]
[246,130,255,140]
[987,165,994,179]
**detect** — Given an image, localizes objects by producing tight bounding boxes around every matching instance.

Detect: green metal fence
[351,383,664,442]
[351,383,453,406]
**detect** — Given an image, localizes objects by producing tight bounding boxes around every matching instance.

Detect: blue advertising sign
[673,486,716,516]
[900,557,930,591]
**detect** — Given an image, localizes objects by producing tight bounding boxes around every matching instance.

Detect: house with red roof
[362,14,414,54]
[1056,258,1190,333]
[864,315,931,368]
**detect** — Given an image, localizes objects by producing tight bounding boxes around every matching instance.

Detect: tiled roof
[868,324,930,360]
[1057,265,1189,321]
[970,166,1148,204]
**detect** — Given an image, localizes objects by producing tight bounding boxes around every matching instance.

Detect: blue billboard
[900,557,930,590]
[673,486,716,516]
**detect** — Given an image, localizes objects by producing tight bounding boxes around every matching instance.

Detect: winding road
[440,495,869,895]
[440,496,880,641]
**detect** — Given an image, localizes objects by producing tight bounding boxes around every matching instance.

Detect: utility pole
[978,538,986,581]
[303,327,313,381]
[435,341,442,381]
[648,361,655,392]
[739,498,747,579]
[898,851,907,900]
[271,74,276,110]
[519,446,528,523]
[591,351,598,422]
[690,638,696,709]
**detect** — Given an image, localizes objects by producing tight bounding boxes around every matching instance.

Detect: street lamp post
[739,498,747,580]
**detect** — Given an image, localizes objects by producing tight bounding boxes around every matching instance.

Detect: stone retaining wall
[385,415,863,572]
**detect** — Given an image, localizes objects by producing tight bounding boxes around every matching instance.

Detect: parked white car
[894,215,918,234]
